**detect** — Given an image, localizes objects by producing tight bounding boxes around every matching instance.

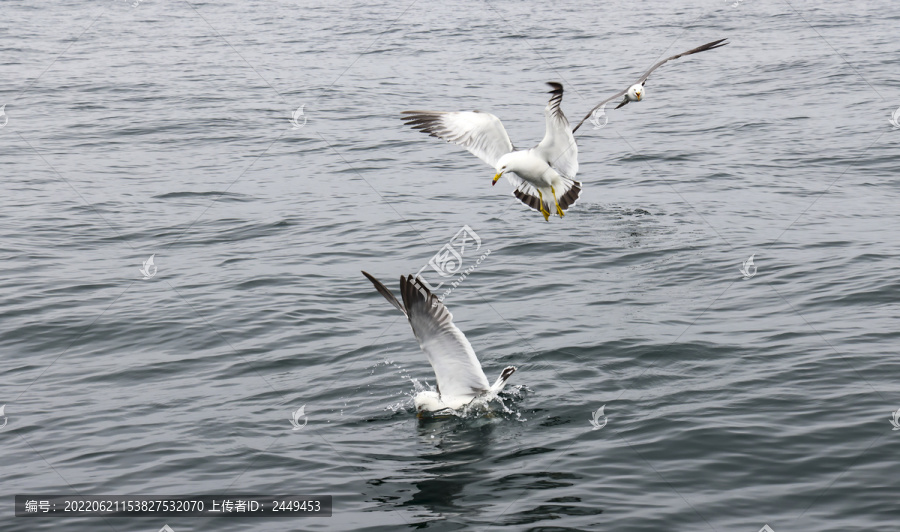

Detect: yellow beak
[492,172,502,186]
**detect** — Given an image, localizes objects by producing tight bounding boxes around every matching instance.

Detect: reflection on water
[406,416,498,518]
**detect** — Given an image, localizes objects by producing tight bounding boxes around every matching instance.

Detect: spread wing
[362,270,405,315]
[401,110,514,168]
[400,275,490,399]
[362,271,491,400]
[634,38,728,85]
[533,82,578,178]
[573,38,728,132]
[572,89,627,132]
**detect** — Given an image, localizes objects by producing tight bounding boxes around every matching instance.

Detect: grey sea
[2,1,898,531]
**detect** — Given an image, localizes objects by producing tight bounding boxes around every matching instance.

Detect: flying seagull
[572,38,729,132]
[402,82,581,221]
[362,271,516,415]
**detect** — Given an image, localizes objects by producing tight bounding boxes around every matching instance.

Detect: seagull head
[492,166,506,186]
[627,82,644,102]
[414,391,447,416]
[494,153,515,186]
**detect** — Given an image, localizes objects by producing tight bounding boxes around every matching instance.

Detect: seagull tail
[490,366,517,394]
[556,177,582,212]
[512,178,581,216]
[512,185,545,213]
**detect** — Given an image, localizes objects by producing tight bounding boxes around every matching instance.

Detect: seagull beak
[492,172,502,186]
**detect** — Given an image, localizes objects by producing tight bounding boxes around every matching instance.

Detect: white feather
[401,110,514,168]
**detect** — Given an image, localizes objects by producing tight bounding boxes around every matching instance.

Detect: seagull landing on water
[362,271,517,416]
[572,38,729,132]
[401,82,581,222]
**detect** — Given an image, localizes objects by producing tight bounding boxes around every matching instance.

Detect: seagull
[572,38,729,132]
[402,82,581,221]
[362,271,516,416]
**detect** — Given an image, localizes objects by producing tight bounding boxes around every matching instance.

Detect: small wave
[153,191,252,202]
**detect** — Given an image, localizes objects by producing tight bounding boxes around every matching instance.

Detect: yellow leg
[537,190,550,221]
[551,185,565,217]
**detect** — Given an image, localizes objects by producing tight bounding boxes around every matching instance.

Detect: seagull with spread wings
[572,38,728,132]
[402,82,581,221]
[362,271,516,416]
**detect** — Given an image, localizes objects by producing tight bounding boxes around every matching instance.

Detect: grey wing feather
[362,270,406,316]
[534,82,578,178]
[399,275,490,399]
[572,89,627,133]
[401,110,514,168]
[635,38,728,83]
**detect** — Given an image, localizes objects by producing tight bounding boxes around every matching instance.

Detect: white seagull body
[572,38,729,132]
[362,271,516,415]
[402,82,581,221]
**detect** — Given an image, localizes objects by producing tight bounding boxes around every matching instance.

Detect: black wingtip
[681,38,730,58]
[363,270,407,315]
[407,273,434,298]
[492,365,517,392]
[547,81,563,93]
[705,38,729,50]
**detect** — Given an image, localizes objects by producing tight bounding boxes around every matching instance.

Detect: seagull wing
[361,271,491,400]
[572,38,728,133]
[362,270,406,315]
[534,82,579,178]
[572,89,627,132]
[399,275,490,400]
[401,110,514,168]
[634,38,728,85]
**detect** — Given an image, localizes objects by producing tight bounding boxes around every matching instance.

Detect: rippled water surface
[2,1,899,531]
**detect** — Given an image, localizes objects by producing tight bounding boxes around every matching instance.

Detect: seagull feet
[537,190,551,221]
[550,186,564,218]
[541,185,566,218]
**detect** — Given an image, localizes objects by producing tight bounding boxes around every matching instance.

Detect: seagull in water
[362,271,517,416]
[572,38,729,132]
[402,82,581,221]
